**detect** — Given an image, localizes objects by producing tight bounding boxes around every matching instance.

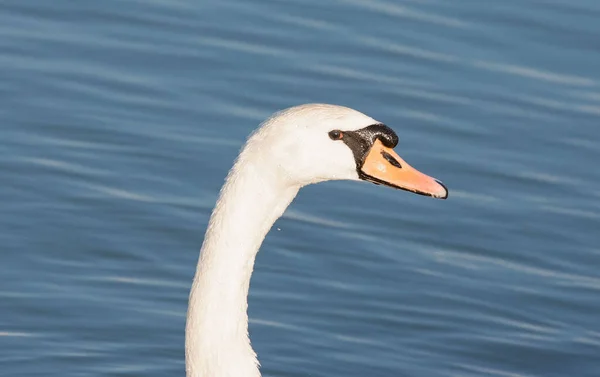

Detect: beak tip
[435,179,448,200]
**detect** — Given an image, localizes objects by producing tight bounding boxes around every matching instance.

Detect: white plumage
[185,104,446,377]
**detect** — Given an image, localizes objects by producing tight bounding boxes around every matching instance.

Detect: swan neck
[186,160,298,377]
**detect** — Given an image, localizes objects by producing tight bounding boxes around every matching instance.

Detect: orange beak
[360,140,448,199]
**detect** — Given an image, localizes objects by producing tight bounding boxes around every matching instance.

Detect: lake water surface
[2,0,600,376]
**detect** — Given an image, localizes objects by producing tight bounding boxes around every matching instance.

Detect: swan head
[242,104,448,199]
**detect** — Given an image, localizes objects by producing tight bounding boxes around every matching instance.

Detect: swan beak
[359,140,448,199]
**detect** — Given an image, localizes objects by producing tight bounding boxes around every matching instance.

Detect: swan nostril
[381,151,402,168]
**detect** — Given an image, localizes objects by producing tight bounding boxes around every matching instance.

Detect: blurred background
[1,0,599,376]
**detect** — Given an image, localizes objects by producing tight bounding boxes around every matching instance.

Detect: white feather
[185,104,381,377]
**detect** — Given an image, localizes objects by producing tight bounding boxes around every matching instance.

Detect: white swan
[185,104,447,377]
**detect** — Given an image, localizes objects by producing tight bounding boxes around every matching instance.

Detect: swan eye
[328,130,343,140]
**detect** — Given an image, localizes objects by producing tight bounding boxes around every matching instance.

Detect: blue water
[2,1,600,376]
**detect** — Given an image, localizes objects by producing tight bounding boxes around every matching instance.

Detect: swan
[185,104,448,377]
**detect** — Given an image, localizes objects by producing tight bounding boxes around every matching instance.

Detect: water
[2,0,599,376]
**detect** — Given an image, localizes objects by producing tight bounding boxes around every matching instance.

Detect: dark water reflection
[1,0,599,376]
